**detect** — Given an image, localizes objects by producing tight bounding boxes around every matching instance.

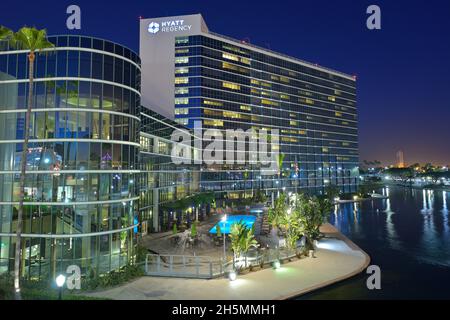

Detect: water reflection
[330,186,450,268]
[305,186,450,299]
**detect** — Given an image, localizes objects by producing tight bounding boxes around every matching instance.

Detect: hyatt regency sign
[148,20,192,34]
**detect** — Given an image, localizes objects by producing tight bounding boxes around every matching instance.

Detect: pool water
[209,215,256,234]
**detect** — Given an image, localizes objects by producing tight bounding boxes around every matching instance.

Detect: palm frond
[0,25,13,40]
[0,26,13,50]
[11,27,54,53]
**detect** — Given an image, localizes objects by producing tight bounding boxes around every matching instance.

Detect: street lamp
[55,274,66,300]
[221,214,227,261]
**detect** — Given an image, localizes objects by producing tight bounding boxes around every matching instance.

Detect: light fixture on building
[228,270,237,281]
[55,274,66,300]
[273,260,281,269]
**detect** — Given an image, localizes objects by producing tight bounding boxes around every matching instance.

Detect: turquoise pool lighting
[209,215,256,234]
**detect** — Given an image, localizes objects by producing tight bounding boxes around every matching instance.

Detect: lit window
[240,57,251,65]
[328,96,336,102]
[240,105,251,111]
[175,77,188,84]
[175,57,189,64]
[298,130,306,135]
[175,87,189,95]
[271,75,279,81]
[204,119,223,127]
[305,99,314,105]
[175,98,189,104]
[222,52,239,62]
[203,100,223,107]
[223,82,240,90]
[335,112,342,117]
[290,120,298,126]
[222,62,238,71]
[251,79,260,85]
[281,137,298,143]
[175,37,189,44]
[281,94,290,100]
[175,118,188,125]
[175,67,189,74]
[175,108,189,115]
[261,99,279,106]
[223,111,241,119]
[322,147,329,153]
[175,48,189,54]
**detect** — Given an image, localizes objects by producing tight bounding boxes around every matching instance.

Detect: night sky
[1,0,449,166]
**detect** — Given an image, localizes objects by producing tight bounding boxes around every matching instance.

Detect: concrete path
[87,224,370,300]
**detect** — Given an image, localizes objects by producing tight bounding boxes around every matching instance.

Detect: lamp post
[221,214,227,261]
[55,274,66,300]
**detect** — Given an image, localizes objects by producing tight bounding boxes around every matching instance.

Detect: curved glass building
[0,35,141,280]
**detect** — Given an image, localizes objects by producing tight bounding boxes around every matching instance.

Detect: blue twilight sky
[1,0,449,166]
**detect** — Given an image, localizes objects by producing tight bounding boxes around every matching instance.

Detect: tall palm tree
[9,27,54,299]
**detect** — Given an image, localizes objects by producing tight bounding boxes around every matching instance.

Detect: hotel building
[0,13,359,281]
[140,14,360,199]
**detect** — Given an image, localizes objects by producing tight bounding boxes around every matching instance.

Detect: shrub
[191,220,198,238]
[172,223,178,235]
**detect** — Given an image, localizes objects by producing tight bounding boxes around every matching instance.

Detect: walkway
[87,224,370,300]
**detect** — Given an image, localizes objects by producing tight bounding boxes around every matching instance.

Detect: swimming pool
[209,215,256,234]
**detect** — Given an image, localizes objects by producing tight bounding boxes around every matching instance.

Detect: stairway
[260,212,270,235]
[254,215,262,235]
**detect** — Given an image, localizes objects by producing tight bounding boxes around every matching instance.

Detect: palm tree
[268,192,287,231]
[229,221,258,268]
[240,225,258,268]
[0,26,13,48]
[8,27,54,299]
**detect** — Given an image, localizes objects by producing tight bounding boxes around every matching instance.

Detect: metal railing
[144,254,224,279]
[144,245,305,279]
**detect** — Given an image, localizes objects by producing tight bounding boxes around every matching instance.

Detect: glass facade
[0,36,141,280]
[173,35,359,197]
[138,107,199,233]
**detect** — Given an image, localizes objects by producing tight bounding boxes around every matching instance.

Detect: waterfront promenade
[87,224,370,300]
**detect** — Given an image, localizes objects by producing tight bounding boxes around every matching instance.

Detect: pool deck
[86,223,370,300]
